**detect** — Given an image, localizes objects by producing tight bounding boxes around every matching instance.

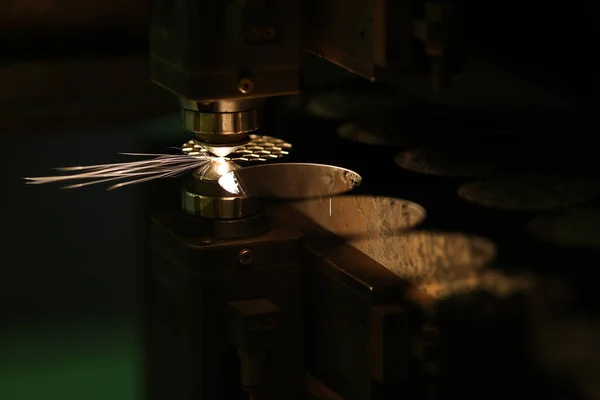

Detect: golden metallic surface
[182,189,260,219]
[268,195,498,301]
[365,231,496,295]
[182,134,291,162]
[182,108,258,137]
[458,173,600,211]
[220,163,361,199]
[277,195,426,240]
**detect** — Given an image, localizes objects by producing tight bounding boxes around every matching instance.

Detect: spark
[24,152,217,190]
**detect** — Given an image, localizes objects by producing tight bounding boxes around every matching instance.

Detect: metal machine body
[149,0,458,144]
[150,0,303,142]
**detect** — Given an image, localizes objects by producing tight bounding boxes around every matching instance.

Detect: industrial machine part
[150,0,304,144]
[149,0,462,147]
[219,163,363,199]
[146,162,367,400]
[147,214,304,400]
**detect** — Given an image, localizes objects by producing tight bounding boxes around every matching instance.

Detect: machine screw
[238,78,254,94]
[238,249,253,266]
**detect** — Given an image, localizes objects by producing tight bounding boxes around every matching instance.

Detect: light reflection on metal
[219,163,361,200]
[267,195,497,302]
[182,134,292,162]
[361,231,497,298]
[269,195,426,240]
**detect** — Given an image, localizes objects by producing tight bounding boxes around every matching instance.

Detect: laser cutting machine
[144,1,594,400]
[144,2,468,400]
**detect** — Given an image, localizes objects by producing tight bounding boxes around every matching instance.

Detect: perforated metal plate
[181,134,292,163]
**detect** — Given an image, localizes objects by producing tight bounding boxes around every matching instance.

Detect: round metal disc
[268,195,426,240]
[375,232,496,286]
[219,163,362,200]
[458,173,600,211]
[528,208,600,248]
[181,134,292,163]
[395,148,497,178]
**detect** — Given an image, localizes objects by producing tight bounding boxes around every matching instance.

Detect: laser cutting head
[180,134,293,220]
[180,98,264,144]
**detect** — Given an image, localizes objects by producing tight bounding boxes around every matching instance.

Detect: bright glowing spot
[212,158,233,177]
[204,145,239,158]
[219,171,242,195]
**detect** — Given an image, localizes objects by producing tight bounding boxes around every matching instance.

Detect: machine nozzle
[180,98,263,144]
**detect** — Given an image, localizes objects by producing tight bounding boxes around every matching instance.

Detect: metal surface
[150,0,303,137]
[219,163,362,199]
[165,212,269,241]
[182,135,292,163]
[182,108,259,142]
[268,196,496,299]
[528,208,600,248]
[266,198,541,400]
[458,173,600,211]
[181,98,261,113]
[226,299,281,396]
[180,99,262,141]
[304,0,415,80]
[369,231,496,298]
[182,178,261,220]
[268,195,426,241]
[395,148,497,178]
[300,235,414,400]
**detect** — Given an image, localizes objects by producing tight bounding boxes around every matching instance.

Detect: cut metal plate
[219,163,362,200]
[528,208,600,248]
[458,173,600,211]
[395,148,497,178]
[181,134,292,162]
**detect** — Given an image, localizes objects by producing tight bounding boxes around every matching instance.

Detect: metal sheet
[219,163,362,199]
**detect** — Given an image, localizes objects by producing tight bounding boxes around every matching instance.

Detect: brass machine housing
[147,1,461,400]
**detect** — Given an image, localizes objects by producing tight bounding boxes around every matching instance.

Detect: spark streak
[24,153,217,190]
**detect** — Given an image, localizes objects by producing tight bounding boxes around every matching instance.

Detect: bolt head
[238,78,254,94]
[238,249,252,266]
